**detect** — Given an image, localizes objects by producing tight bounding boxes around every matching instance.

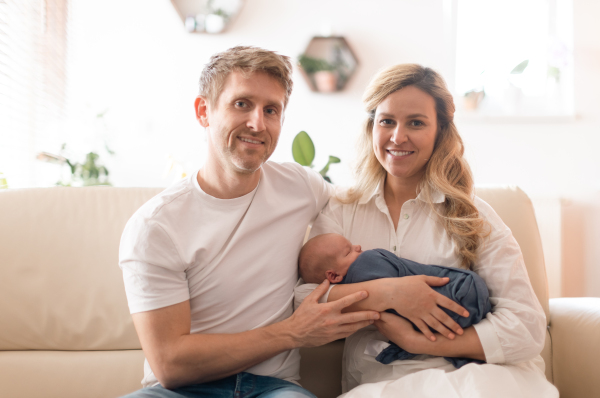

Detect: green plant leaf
[292,131,315,167]
[319,155,341,177]
[510,60,529,74]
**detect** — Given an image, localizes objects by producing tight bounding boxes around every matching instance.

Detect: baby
[298,233,492,368]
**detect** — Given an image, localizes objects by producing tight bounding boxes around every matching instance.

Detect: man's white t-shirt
[119,161,332,388]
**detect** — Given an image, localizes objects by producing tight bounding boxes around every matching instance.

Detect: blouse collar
[357,178,446,205]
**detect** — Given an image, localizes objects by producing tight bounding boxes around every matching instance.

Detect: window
[454,0,573,118]
[0,0,69,187]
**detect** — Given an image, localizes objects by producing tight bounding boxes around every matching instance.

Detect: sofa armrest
[549,297,600,398]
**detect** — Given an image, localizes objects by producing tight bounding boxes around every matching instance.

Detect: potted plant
[298,54,338,92]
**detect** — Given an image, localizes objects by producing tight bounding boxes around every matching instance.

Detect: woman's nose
[390,127,408,145]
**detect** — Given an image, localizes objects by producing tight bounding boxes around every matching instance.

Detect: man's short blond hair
[198,46,293,107]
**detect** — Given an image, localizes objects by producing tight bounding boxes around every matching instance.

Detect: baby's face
[327,234,363,276]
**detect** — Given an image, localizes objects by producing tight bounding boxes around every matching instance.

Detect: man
[118,46,380,398]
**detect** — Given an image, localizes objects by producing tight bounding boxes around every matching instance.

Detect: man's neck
[197,161,261,200]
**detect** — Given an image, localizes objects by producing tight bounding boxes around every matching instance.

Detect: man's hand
[285,280,380,348]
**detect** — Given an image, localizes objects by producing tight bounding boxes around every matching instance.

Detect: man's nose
[247,108,266,131]
[355,244,362,252]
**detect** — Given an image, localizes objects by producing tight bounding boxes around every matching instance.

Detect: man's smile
[238,136,264,145]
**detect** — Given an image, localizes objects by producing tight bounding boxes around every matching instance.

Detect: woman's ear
[325,270,344,284]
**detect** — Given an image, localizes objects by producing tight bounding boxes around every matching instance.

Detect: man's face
[196,70,287,175]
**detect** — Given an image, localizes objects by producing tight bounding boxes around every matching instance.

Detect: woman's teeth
[240,137,262,144]
[389,150,412,156]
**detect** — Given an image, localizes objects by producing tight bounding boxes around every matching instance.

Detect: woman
[300,64,558,397]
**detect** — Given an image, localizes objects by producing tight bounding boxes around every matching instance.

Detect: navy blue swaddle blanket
[340,249,492,368]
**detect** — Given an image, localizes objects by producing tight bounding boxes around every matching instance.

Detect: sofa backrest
[0,187,162,351]
[475,186,550,320]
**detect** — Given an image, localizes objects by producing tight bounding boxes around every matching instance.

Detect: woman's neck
[383,173,422,230]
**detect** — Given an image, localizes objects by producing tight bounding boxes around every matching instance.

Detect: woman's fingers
[422,276,450,287]
[423,315,455,339]
[433,308,464,335]
[436,294,469,318]
[412,318,436,342]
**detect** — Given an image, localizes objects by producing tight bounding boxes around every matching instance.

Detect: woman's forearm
[328,280,391,313]
[413,327,485,361]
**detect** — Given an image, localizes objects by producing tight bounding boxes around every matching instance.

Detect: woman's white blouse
[308,182,547,366]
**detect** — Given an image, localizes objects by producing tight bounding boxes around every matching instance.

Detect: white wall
[60,0,600,296]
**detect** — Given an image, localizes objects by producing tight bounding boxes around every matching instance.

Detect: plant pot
[314,71,338,93]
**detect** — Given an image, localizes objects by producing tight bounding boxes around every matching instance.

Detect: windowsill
[455,113,578,124]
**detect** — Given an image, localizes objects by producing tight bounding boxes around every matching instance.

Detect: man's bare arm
[327,277,469,341]
[133,281,380,389]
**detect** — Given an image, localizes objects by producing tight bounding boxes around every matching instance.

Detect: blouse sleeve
[471,197,547,365]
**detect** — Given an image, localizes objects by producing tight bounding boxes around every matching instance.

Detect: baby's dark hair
[298,234,337,283]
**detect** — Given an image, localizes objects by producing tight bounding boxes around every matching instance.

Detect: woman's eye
[379,119,394,126]
[410,120,424,127]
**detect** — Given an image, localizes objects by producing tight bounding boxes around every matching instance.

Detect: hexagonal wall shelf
[170,0,244,34]
[298,36,359,93]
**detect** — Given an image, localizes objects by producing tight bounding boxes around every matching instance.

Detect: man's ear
[195,96,210,127]
[325,270,344,284]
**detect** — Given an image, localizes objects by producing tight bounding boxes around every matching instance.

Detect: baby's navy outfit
[340,249,492,368]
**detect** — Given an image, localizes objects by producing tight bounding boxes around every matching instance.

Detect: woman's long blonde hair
[341,64,487,269]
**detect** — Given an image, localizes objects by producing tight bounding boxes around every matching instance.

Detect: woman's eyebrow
[406,113,429,119]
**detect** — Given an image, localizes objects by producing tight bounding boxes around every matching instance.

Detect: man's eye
[235,101,247,108]
[265,108,277,115]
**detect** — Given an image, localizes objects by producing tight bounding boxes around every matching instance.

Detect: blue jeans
[120,372,317,398]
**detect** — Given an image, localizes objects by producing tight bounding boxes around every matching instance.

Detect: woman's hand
[380,276,469,342]
[374,312,425,353]
[375,312,486,361]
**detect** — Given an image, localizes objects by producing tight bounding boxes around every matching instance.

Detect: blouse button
[403,214,409,219]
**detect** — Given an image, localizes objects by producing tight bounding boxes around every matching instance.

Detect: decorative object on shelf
[0,172,7,189]
[292,131,340,183]
[463,89,485,111]
[171,0,244,34]
[298,36,358,93]
[37,144,112,187]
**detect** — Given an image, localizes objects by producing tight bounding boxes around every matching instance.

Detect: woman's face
[372,85,438,185]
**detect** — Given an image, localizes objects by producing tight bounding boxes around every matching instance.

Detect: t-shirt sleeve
[119,215,190,314]
[309,195,345,238]
[303,166,334,217]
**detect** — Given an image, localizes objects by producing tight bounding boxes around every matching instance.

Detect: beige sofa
[1,186,599,398]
